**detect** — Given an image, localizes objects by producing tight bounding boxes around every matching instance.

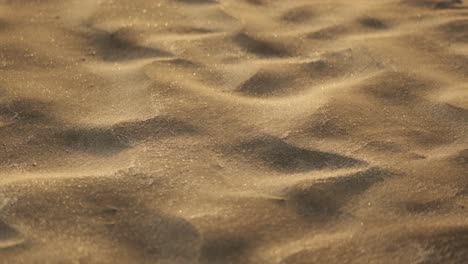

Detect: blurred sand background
[0,0,467,263]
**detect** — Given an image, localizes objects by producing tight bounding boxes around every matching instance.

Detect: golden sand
[0,0,467,263]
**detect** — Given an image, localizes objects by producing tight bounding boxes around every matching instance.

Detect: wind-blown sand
[0,0,467,263]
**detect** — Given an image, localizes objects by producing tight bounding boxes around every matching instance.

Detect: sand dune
[0,0,467,263]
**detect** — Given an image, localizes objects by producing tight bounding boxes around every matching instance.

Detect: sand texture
[0,0,467,263]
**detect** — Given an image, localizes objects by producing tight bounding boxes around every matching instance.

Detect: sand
[0,0,467,263]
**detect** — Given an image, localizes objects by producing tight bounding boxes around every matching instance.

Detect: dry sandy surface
[0,0,467,263]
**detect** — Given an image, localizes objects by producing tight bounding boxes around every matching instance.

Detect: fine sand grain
[0,0,467,263]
